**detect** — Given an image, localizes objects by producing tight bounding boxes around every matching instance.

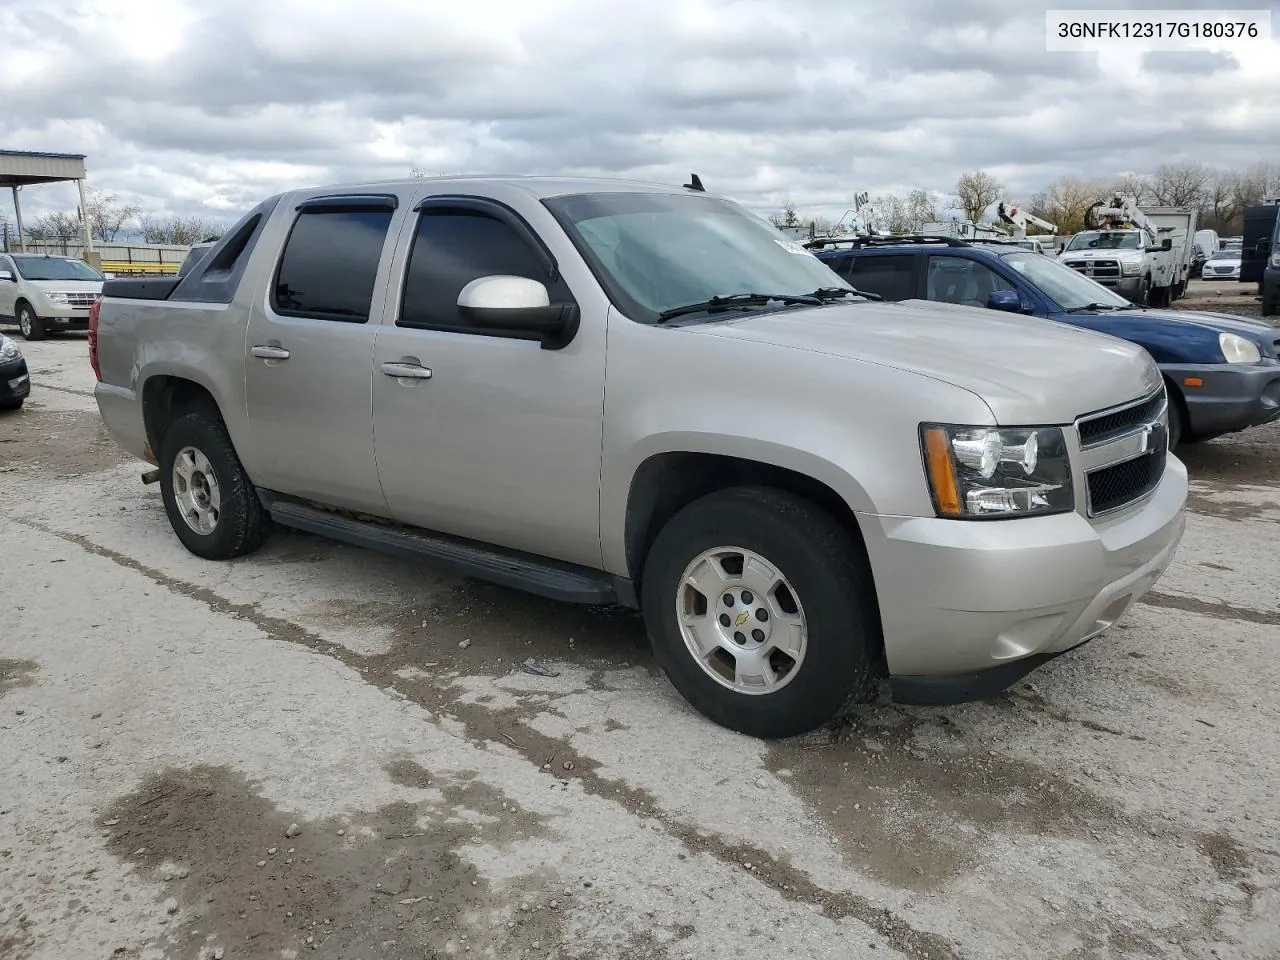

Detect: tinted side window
[399,209,572,332]
[818,253,852,279]
[272,209,393,322]
[926,255,1015,308]
[847,254,915,300]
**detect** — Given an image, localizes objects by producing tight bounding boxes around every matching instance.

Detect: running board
[262,496,621,606]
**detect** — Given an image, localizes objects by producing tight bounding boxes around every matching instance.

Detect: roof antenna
[683,173,704,192]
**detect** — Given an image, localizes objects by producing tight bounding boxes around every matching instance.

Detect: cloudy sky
[2,0,1278,232]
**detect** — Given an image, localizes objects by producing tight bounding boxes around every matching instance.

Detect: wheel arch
[141,373,229,464]
[622,449,877,607]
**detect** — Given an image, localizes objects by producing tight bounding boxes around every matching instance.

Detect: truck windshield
[1065,232,1141,251]
[11,256,104,281]
[542,191,853,322]
[999,250,1132,311]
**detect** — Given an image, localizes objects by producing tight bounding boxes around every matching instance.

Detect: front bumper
[1264,267,1280,313]
[1162,360,1280,437]
[857,456,1187,700]
[0,356,30,401]
[38,305,91,330]
[1104,275,1145,301]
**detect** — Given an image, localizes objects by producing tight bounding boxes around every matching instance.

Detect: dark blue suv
[811,236,1280,448]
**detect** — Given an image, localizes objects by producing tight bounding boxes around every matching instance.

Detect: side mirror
[1258,239,1271,254]
[457,275,578,350]
[103,272,116,280]
[986,289,1023,312]
[0,270,13,282]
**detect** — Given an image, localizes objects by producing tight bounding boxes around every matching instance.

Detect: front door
[0,256,17,318]
[370,196,607,569]
[242,192,407,514]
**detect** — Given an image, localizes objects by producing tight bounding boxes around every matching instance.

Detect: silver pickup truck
[90,176,1188,738]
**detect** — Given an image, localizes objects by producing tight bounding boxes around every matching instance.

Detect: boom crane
[1083,195,1158,246]
[996,202,1058,239]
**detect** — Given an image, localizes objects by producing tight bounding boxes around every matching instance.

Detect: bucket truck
[1056,195,1176,306]
[996,202,1058,253]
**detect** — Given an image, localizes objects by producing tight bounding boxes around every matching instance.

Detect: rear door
[843,253,920,301]
[241,191,410,514]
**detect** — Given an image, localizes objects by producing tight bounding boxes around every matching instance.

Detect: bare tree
[82,188,140,242]
[138,215,221,246]
[868,194,910,234]
[1042,175,1109,234]
[905,189,939,231]
[28,210,82,241]
[954,170,1002,223]
[1110,172,1150,203]
[770,202,801,229]
[1148,162,1212,208]
[1028,191,1054,223]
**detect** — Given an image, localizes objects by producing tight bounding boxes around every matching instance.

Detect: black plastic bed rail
[101,277,181,301]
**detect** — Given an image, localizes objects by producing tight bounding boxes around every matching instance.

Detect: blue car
[810,236,1280,448]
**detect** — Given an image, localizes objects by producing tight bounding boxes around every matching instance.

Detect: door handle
[380,361,432,380]
[251,345,291,360]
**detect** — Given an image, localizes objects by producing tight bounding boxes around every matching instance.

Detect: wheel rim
[19,309,31,336]
[171,445,221,535]
[675,546,808,695]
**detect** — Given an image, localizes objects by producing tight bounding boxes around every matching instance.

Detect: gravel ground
[1,313,1278,960]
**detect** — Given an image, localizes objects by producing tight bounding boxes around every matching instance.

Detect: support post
[11,186,25,253]
[76,178,100,269]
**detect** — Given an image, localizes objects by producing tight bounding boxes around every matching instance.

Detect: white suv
[0,253,106,340]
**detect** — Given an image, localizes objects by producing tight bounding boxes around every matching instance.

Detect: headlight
[921,424,1074,519]
[45,292,69,304]
[1219,332,1261,364]
[0,336,20,362]
[1122,262,1141,276]
[1269,253,1280,269]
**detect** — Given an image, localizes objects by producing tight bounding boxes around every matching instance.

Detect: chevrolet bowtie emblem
[735,611,750,627]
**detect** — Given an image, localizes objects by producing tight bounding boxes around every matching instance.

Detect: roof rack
[808,234,972,250]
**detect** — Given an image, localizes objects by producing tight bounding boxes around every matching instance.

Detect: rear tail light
[88,295,102,381]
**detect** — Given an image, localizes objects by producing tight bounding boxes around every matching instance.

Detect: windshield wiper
[656,292,821,323]
[812,286,882,302]
[1064,302,1125,313]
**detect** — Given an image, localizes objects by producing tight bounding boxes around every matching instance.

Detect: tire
[158,407,269,560]
[1167,391,1184,450]
[0,398,23,411]
[16,303,45,341]
[640,486,880,739]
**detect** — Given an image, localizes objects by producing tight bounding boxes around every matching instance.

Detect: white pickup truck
[89,175,1187,738]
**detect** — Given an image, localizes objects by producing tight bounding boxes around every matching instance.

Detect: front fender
[1053,312,1224,364]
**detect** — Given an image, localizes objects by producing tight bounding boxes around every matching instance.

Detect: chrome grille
[63,292,97,308]
[1077,391,1166,447]
[1075,389,1169,517]
[1064,259,1121,279]
[1087,447,1167,515]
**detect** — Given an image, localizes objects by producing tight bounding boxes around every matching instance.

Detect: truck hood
[1060,249,1144,261]
[25,279,104,293]
[685,299,1161,425]
[1107,306,1277,342]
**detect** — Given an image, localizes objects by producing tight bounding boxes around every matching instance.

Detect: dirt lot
[2,305,1279,959]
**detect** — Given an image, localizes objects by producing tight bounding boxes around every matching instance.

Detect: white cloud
[2,0,1278,230]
